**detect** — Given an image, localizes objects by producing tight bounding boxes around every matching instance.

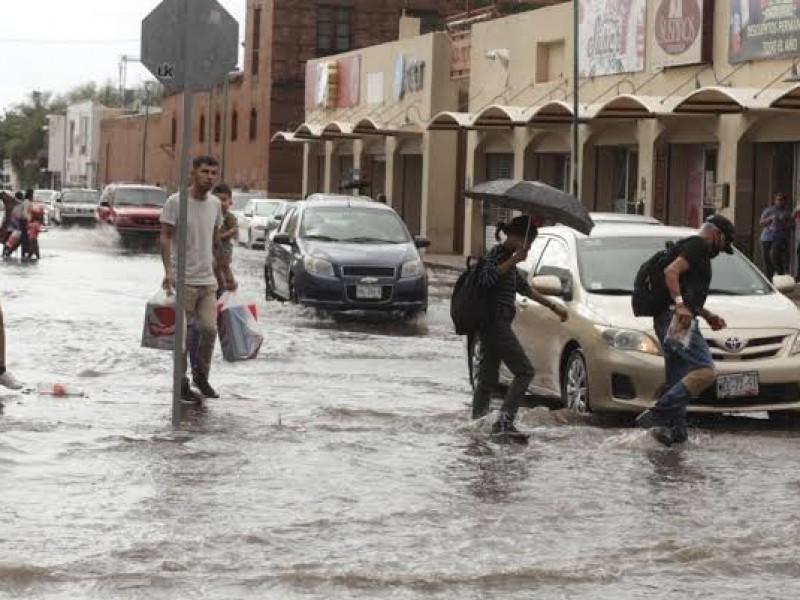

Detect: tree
[0,81,163,188]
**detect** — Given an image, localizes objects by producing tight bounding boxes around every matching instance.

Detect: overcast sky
[0,0,246,112]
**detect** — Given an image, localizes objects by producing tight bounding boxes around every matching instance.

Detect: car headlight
[596,326,662,356]
[790,333,800,356]
[303,255,335,277]
[400,259,425,278]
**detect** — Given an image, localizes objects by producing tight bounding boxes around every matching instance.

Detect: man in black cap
[637,214,736,446]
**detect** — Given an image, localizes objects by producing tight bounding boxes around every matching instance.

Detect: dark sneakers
[491,413,529,444]
[193,374,219,399]
[637,409,688,446]
[181,379,203,404]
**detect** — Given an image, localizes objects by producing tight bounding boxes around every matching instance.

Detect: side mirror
[414,236,431,249]
[773,274,796,295]
[532,275,564,297]
[244,211,254,218]
[99,201,110,208]
[272,233,293,246]
[55,195,63,203]
[274,214,284,221]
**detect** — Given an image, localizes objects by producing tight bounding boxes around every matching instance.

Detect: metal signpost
[141,0,238,425]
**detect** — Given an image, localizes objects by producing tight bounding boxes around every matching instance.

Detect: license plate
[716,372,759,399]
[356,285,382,299]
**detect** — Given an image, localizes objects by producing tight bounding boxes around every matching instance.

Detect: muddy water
[2,228,800,599]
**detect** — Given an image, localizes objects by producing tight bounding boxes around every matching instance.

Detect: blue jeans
[652,311,715,418]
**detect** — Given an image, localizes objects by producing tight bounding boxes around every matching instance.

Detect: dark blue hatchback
[264,196,429,316]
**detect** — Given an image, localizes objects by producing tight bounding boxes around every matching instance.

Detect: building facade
[99,0,463,196]
[284,0,800,269]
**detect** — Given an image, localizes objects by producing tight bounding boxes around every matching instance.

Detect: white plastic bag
[142,289,176,351]
[217,292,263,362]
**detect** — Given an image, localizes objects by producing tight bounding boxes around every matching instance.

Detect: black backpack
[631,241,680,317]
[450,257,494,335]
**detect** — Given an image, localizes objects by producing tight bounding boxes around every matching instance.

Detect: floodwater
[2,227,800,600]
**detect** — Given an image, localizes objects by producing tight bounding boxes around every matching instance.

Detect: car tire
[768,410,800,428]
[468,333,485,391]
[561,348,591,414]
[264,264,276,300]
[288,273,299,304]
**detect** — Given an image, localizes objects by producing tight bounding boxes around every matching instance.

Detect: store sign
[304,55,361,111]
[403,60,426,94]
[730,0,800,63]
[651,0,707,67]
[393,55,406,99]
[579,0,646,77]
[367,72,384,105]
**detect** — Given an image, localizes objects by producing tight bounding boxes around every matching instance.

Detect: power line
[0,38,138,46]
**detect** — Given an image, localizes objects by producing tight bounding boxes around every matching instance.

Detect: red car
[97,184,167,240]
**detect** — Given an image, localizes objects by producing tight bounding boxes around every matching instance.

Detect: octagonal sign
[141,0,239,93]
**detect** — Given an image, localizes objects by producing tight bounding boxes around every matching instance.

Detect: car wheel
[562,348,591,414]
[288,274,299,304]
[468,333,485,391]
[264,264,276,300]
[768,410,800,428]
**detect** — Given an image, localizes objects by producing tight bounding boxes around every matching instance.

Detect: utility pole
[141,81,154,183]
[571,0,580,197]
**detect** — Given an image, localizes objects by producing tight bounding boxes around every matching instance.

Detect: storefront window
[611,148,638,214]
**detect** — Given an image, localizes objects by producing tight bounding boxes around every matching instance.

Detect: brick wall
[100,0,459,196]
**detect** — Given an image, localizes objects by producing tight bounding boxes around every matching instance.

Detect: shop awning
[294,123,325,140]
[770,84,800,110]
[427,111,475,131]
[673,86,783,114]
[352,117,423,136]
[321,121,359,138]
[271,132,307,143]
[471,105,528,129]
[594,94,678,119]
[524,101,598,125]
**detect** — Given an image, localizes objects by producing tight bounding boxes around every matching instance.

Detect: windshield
[113,188,167,207]
[578,237,772,296]
[62,190,99,204]
[232,193,262,211]
[254,201,283,217]
[34,191,57,203]
[300,206,411,244]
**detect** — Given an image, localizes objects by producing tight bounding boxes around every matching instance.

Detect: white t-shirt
[160,192,222,286]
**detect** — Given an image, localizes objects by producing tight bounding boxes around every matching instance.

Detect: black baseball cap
[706,214,735,254]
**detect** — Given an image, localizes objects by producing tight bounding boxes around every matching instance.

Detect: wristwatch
[674,295,684,306]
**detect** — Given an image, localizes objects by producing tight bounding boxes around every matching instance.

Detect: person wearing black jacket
[473,215,568,437]
[636,214,735,446]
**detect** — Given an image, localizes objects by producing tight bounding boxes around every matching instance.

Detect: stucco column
[302,143,312,198]
[422,130,457,253]
[463,130,483,257]
[513,128,527,180]
[385,136,400,210]
[717,114,756,223]
[636,119,659,216]
[323,141,334,193]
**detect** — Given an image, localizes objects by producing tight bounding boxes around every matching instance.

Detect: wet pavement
[2,228,800,599]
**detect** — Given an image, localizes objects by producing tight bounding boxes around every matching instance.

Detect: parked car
[53,188,100,225]
[264,195,429,316]
[589,212,662,226]
[238,199,288,248]
[33,189,58,225]
[96,183,167,240]
[472,222,800,421]
[230,190,266,221]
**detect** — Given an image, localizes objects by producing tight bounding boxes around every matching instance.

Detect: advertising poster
[579,0,647,77]
[650,0,708,68]
[730,0,800,63]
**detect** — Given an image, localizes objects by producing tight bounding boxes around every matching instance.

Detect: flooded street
[3,228,800,599]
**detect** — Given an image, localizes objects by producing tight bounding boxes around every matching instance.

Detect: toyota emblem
[724,337,746,353]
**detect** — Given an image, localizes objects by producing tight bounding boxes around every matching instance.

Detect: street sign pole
[142,0,238,426]
[171,0,196,427]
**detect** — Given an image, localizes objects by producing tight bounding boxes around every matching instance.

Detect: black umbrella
[465,179,595,235]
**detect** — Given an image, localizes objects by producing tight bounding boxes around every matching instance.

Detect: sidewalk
[423,253,466,272]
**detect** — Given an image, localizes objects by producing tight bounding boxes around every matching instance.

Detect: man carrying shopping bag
[160,155,230,403]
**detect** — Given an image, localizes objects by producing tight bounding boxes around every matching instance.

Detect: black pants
[471,306,535,421]
[762,240,787,281]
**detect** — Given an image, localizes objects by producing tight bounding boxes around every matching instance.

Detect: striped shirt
[476,244,533,308]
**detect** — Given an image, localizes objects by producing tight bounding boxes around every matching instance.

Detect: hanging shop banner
[304,56,361,110]
[730,1,800,63]
[579,0,646,77]
[650,0,710,68]
[336,54,361,109]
